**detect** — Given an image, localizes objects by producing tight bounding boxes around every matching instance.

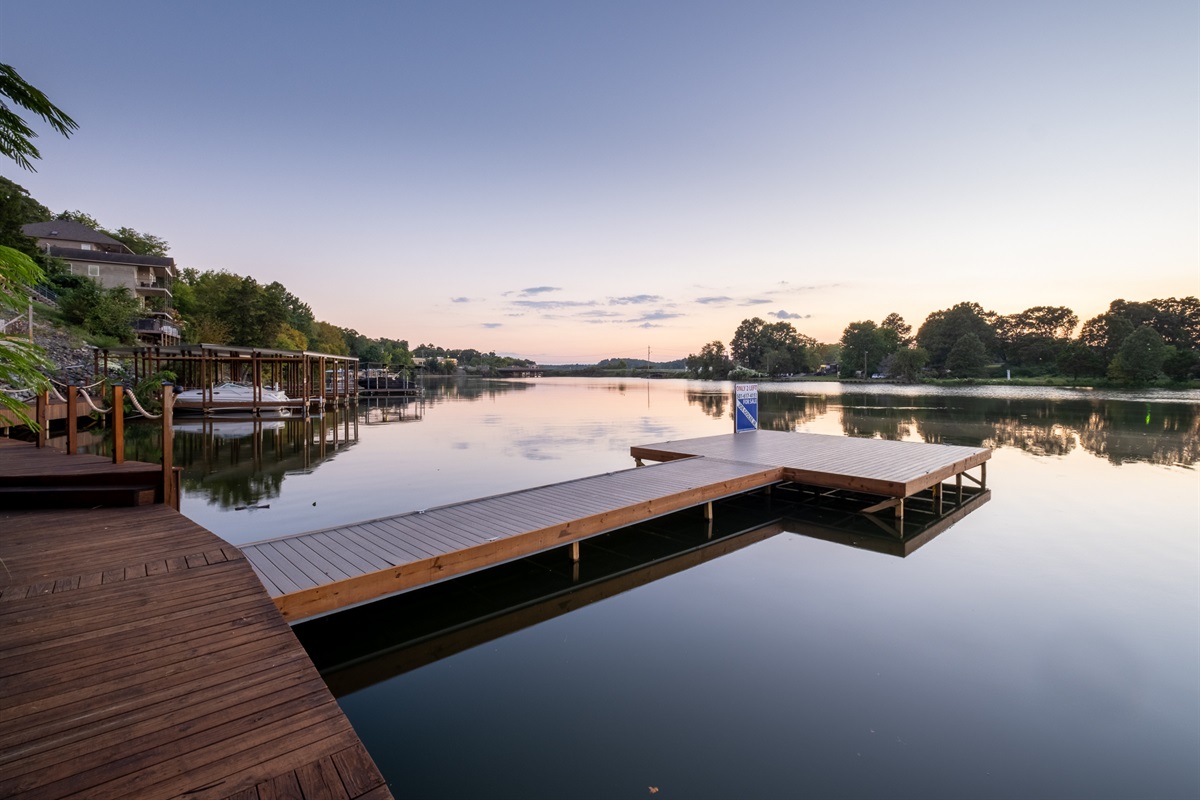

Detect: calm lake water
[96,378,1199,799]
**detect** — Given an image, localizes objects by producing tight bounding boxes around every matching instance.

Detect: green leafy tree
[108,226,170,257]
[729,317,815,375]
[1161,347,1199,382]
[0,63,78,171]
[880,347,929,382]
[1056,341,1105,379]
[1108,326,1167,385]
[917,302,998,371]
[997,305,1078,370]
[880,312,912,347]
[0,246,53,427]
[840,321,894,377]
[945,332,989,377]
[686,340,732,379]
[0,176,51,255]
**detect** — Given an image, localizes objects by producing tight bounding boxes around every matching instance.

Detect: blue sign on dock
[734,383,758,433]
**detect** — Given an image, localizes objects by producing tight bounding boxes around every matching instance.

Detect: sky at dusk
[2,1,1196,363]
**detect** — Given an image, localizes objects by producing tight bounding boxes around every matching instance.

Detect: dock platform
[0,503,392,800]
[243,430,990,622]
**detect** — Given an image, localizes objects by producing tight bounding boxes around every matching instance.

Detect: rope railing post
[36,390,49,447]
[112,385,125,464]
[66,384,78,455]
[161,382,176,509]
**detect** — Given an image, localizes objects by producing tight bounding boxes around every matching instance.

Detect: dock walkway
[0,503,392,800]
[243,430,990,622]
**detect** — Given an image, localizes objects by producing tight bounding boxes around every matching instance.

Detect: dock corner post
[896,497,905,527]
[956,472,963,505]
[980,462,987,490]
[161,383,175,509]
[112,385,126,464]
[570,541,580,563]
[66,385,78,455]
[704,501,714,521]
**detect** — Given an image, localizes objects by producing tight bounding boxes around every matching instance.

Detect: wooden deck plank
[0,487,392,800]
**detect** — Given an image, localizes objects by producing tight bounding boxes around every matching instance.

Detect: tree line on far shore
[686,298,1200,385]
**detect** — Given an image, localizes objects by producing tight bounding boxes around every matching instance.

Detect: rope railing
[125,390,162,420]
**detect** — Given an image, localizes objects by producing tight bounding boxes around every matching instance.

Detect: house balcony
[133,318,181,345]
[136,281,173,298]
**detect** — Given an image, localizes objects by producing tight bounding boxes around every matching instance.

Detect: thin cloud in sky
[630,310,684,323]
[695,296,733,305]
[520,286,561,297]
[481,322,502,328]
[771,310,810,320]
[512,299,598,310]
[609,295,663,305]
[578,310,623,318]
[741,298,771,306]
[638,322,662,329]
[450,296,471,303]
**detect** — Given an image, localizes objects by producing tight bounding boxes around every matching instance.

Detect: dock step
[0,483,159,508]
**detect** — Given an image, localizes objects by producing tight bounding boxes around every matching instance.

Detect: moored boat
[174,382,293,415]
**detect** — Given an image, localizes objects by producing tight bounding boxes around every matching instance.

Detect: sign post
[734,383,758,433]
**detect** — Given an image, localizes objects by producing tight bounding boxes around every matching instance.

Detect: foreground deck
[0,504,391,800]
[243,430,990,622]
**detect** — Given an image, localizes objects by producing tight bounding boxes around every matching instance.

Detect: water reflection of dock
[299,485,990,696]
[243,430,990,622]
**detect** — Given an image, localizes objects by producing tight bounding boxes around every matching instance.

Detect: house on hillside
[22,219,181,345]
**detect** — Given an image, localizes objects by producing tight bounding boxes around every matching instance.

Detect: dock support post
[704,501,713,521]
[66,385,78,455]
[980,462,987,490]
[570,541,580,563]
[896,498,904,526]
[634,457,644,467]
[161,384,175,509]
[956,473,963,505]
[112,385,125,464]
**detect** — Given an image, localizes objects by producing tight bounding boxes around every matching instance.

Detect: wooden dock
[0,503,392,799]
[243,430,990,622]
[0,438,172,509]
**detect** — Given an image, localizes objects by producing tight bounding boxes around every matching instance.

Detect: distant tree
[55,209,103,230]
[1108,326,1166,384]
[0,63,78,171]
[729,317,815,375]
[730,318,768,369]
[274,323,308,351]
[1162,347,1199,382]
[309,320,349,355]
[1056,341,1105,379]
[916,302,998,371]
[880,312,913,346]
[945,332,989,377]
[880,347,929,382]
[840,320,893,377]
[108,226,169,257]
[686,340,732,379]
[997,305,1078,371]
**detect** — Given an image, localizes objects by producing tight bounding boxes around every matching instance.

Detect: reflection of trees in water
[1077,404,1200,466]
[749,390,1198,466]
[687,390,728,420]
[424,377,533,402]
[759,393,828,432]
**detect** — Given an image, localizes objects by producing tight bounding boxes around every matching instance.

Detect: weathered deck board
[0,503,392,800]
[631,430,990,497]
[245,457,782,620]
